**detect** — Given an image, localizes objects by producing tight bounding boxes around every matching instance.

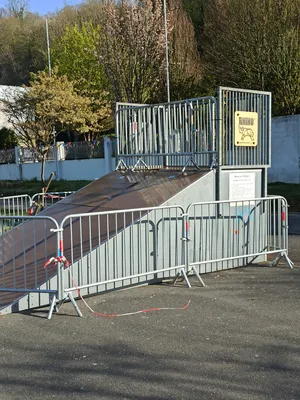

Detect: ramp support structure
[181,156,200,173]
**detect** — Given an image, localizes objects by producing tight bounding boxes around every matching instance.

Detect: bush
[0,127,18,149]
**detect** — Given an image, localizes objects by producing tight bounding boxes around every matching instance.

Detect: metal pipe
[46,18,52,77]
[163,0,170,103]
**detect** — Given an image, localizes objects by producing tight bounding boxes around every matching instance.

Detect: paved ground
[1,245,300,400]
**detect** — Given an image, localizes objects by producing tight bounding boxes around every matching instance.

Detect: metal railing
[59,205,186,296]
[0,194,32,216]
[218,87,271,167]
[115,97,217,170]
[0,196,292,318]
[116,87,272,170]
[31,191,74,210]
[19,147,54,163]
[0,192,74,218]
[0,215,60,314]
[186,196,291,273]
[64,141,105,160]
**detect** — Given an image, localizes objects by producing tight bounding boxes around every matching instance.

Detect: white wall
[268,115,300,183]
[0,157,116,181]
[57,158,116,180]
[0,136,116,181]
[0,163,20,180]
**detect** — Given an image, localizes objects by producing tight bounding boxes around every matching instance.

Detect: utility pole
[163,0,170,103]
[46,18,52,77]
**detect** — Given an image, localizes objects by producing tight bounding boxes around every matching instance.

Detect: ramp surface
[0,169,209,312]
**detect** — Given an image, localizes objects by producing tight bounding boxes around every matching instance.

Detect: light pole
[46,18,52,77]
[163,0,170,103]
[52,127,58,179]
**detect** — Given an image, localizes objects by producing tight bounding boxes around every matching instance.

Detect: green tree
[52,22,113,133]
[0,127,18,149]
[52,22,107,93]
[182,0,207,54]
[2,69,111,184]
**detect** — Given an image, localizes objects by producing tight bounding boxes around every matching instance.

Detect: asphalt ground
[1,247,300,400]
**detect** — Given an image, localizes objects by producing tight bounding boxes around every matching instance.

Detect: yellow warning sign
[234,111,258,147]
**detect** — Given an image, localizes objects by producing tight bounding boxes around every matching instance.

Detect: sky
[0,0,84,15]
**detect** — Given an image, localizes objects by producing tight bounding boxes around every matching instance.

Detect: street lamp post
[163,0,170,103]
[46,18,52,77]
[52,127,59,179]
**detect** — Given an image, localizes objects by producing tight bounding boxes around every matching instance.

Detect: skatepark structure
[0,87,292,318]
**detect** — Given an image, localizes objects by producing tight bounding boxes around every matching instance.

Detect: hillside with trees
[0,0,299,117]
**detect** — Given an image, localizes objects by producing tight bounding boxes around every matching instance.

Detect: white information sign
[229,172,256,205]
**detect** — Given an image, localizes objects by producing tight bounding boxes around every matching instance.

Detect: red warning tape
[44,256,70,269]
[92,301,191,319]
[69,271,191,318]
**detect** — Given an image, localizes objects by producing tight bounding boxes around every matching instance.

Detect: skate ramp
[0,168,212,313]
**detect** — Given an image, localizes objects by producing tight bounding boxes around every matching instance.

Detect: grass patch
[0,179,92,197]
[268,182,300,212]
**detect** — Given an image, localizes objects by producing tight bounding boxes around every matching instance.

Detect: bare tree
[99,0,166,103]
[167,0,202,100]
[0,7,8,18]
[5,0,28,18]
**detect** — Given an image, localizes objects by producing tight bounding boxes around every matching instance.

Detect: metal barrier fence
[0,215,60,315]
[64,140,105,160]
[19,147,54,163]
[186,196,292,274]
[59,205,187,297]
[0,196,292,318]
[0,194,32,217]
[0,191,74,218]
[218,87,271,167]
[115,97,217,170]
[31,191,74,210]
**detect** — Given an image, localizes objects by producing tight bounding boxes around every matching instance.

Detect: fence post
[14,146,19,166]
[57,222,83,317]
[14,146,23,180]
[181,212,189,272]
[104,136,113,174]
[56,229,63,305]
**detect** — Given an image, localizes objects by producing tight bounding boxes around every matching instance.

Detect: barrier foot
[191,266,206,287]
[67,292,83,317]
[131,158,149,171]
[173,268,192,288]
[182,157,200,173]
[116,159,129,171]
[271,251,294,269]
[47,294,57,320]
